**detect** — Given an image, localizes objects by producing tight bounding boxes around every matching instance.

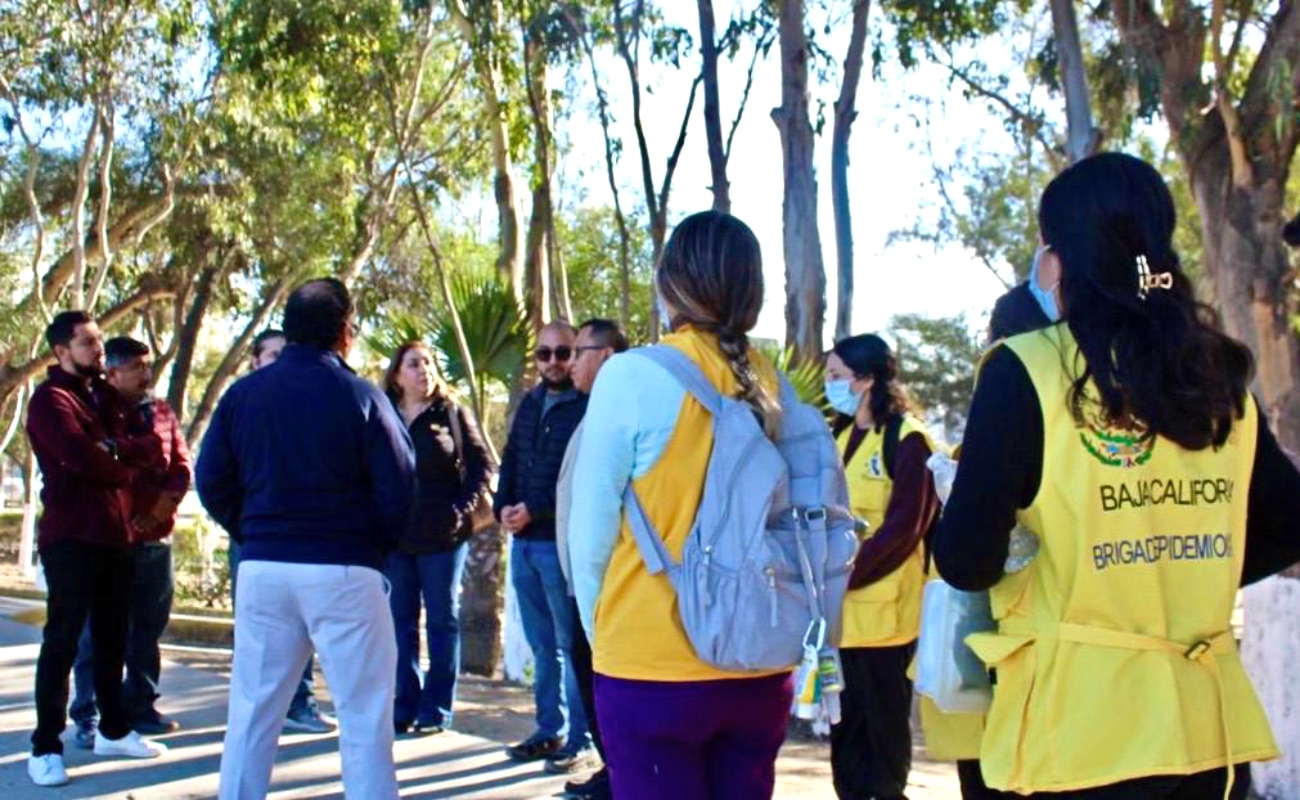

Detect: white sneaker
[27,754,69,787]
[93,730,168,759]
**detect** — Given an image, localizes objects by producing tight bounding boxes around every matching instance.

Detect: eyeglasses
[534,346,572,363]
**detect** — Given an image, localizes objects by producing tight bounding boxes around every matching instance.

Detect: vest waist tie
[1041,623,1237,800]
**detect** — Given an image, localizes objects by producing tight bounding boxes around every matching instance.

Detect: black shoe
[545,742,599,774]
[564,766,611,798]
[395,720,412,736]
[411,721,445,736]
[506,733,564,762]
[132,714,180,735]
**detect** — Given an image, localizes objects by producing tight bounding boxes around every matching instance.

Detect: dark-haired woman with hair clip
[824,334,940,800]
[567,211,794,800]
[935,152,1300,799]
[382,343,491,737]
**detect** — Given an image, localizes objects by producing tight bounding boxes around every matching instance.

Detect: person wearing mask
[69,336,190,747]
[557,318,630,800]
[823,334,939,800]
[223,327,334,735]
[496,320,595,774]
[383,342,492,736]
[935,152,1300,798]
[568,211,794,800]
[197,279,416,799]
[25,312,170,788]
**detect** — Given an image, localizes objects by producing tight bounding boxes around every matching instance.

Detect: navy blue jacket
[196,344,416,571]
[494,384,587,540]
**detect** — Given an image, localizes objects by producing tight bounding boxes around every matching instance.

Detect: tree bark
[166,255,222,421]
[449,0,523,300]
[185,275,294,450]
[772,0,827,363]
[697,0,729,212]
[1049,0,1100,163]
[831,0,869,343]
[523,34,554,331]
[460,526,507,676]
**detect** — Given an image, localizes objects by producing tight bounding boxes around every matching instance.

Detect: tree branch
[658,73,704,226]
[70,102,103,308]
[88,102,118,308]
[724,23,774,164]
[614,0,660,222]
[939,58,1056,157]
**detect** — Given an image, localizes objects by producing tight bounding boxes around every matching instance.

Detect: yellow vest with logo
[967,325,1277,793]
[592,328,787,682]
[838,416,933,648]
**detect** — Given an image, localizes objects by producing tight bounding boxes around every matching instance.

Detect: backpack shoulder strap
[882,414,905,480]
[622,484,678,578]
[631,345,724,415]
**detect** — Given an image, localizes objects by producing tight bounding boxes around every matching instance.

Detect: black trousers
[33,541,135,755]
[1019,765,1250,799]
[70,540,175,724]
[568,596,604,757]
[831,642,918,800]
[958,759,1014,799]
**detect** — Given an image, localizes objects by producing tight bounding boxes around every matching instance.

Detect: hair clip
[1136,255,1172,300]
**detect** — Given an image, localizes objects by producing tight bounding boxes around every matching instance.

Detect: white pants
[219,561,398,800]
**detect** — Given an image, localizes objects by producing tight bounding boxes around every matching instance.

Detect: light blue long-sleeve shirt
[567,351,685,641]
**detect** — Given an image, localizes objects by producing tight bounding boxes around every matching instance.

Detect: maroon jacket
[127,398,190,542]
[26,366,163,550]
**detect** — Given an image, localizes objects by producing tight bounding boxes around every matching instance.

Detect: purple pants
[595,671,794,800]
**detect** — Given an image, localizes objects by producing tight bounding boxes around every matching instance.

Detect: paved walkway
[0,597,960,798]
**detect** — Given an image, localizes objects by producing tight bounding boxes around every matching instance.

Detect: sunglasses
[535,346,572,363]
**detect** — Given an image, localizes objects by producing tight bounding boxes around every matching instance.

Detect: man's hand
[151,491,183,520]
[501,503,532,533]
[511,504,532,531]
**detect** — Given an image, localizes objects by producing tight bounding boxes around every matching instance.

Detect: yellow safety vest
[592,327,787,682]
[838,416,933,648]
[967,325,1277,793]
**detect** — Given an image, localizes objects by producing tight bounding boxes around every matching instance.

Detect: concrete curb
[0,590,234,649]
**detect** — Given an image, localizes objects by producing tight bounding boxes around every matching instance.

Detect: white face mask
[824,379,863,416]
[1029,246,1061,322]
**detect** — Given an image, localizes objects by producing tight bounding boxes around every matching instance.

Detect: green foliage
[433,267,533,399]
[887,312,982,438]
[560,205,654,338]
[757,342,827,410]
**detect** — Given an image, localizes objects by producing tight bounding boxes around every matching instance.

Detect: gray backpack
[625,346,861,672]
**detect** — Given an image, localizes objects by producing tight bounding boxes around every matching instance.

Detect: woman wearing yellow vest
[825,334,939,800]
[934,152,1300,798]
[567,211,793,800]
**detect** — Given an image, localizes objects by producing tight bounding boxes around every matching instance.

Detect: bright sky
[551,2,1034,346]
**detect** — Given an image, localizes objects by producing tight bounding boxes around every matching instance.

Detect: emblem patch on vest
[867,451,884,478]
[1079,427,1155,468]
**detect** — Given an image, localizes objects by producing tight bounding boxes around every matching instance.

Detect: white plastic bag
[915,579,995,713]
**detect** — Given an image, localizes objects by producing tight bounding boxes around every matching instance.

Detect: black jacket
[196,345,416,572]
[399,397,492,554]
[494,384,587,540]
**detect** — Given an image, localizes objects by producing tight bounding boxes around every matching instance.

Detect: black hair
[989,282,1050,342]
[45,311,93,352]
[283,279,353,350]
[658,210,779,437]
[1039,152,1253,450]
[104,336,150,368]
[579,318,630,353]
[832,333,909,428]
[252,328,285,359]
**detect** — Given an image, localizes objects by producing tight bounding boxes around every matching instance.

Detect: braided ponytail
[715,327,782,439]
[656,211,781,439]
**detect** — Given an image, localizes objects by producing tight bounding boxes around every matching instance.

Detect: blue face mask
[1029,246,1061,322]
[825,379,863,416]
